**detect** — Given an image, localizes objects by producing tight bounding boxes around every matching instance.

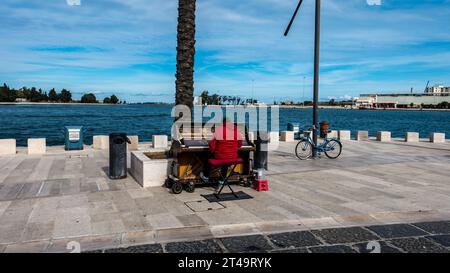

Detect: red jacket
[209,122,243,160]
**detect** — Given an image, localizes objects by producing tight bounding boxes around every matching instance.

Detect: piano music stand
[209,158,244,199]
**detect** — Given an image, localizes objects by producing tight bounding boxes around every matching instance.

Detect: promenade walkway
[0,139,449,253]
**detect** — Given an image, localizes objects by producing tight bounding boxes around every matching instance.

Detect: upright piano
[169,123,255,189]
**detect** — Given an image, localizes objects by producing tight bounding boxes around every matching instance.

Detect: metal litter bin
[254,132,269,171]
[109,133,131,180]
[319,121,330,138]
[64,126,84,151]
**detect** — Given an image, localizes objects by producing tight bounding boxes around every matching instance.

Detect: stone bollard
[93,135,109,150]
[247,132,255,142]
[430,133,445,143]
[0,139,16,155]
[269,131,280,150]
[152,135,168,149]
[405,132,419,143]
[377,131,391,142]
[338,130,351,141]
[28,138,46,155]
[127,136,139,151]
[280,131,295,142]
[356,131,369,141]
[327,130,338,139]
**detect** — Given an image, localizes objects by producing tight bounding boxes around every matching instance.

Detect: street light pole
[284,0,321,158]
[303,76,306,107]
[312,0,321,157]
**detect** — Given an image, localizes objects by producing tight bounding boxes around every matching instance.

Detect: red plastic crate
[253,179,269,192]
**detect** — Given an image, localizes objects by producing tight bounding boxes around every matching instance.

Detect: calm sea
[0,104,449,146]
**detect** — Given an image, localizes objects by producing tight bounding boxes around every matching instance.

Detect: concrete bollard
[28,138,46,155]
[430,133,446,143]
[377,131,391,142]
[405,132,419,143]
[269,131,280,150]
[328,130,338,139]
[0,139,16,155]
[127,136,139,151]
[280,131,295,142]
[338,130,351,141]
[93,135,109,150]
[152,135,168,149]
[247,132,255,142]
[356,131,369,141]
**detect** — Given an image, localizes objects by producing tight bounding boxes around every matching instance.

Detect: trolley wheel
[185,182,195,193]
[171,181,183,194]
[243,179,252,188]
[165,178,173,189]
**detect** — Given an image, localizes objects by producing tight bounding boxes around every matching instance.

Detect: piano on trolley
[167,123,255,194]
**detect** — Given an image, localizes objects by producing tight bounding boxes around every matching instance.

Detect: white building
[426,85,450,95]
[355,93,450,109]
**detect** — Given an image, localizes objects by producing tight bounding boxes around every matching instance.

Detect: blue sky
[1,0,449,103]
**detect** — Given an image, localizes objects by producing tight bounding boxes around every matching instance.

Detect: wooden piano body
[170,123,255,186]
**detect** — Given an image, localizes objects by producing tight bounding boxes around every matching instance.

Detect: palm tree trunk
[175,0,196,110]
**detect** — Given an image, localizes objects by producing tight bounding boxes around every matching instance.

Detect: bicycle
[295,127,342,160]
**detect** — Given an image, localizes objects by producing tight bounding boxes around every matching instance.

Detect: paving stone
[426,235,450,247]
[365,224,427,239]
[308,245,357,253]
[21,222,54,241]
[352,241,403,253]
[165,239,223,253]
[220,235,273,253]
[104,244,163,253]
[270,248,309,253]
[4,241,49,253]
[268,231,322,248]
[312,227,379,244]
[412,221,450,234]
[83,249,104,253]
[176,214,207,227]
[388,237,450,253]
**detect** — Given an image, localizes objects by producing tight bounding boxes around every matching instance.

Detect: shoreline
[1,102,449,112]
[0,102,126,106]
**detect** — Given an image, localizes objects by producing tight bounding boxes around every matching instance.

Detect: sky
[1,0,449,103]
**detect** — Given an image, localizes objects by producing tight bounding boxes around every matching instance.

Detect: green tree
[0,83,17,102]
[48,88,58,102]
[110,94,119,104]
[81,93,97,103]
[200,90,209,105]
[59,89,72,103]
[103,97,111,104]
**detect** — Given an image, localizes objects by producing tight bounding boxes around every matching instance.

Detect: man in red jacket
[200,118,243,183]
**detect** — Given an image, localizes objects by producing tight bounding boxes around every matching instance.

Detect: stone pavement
[0,139,449,253]
[88,221,450,253]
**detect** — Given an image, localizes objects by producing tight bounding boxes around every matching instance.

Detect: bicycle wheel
[295,139,313,160]
[324,139,342,159]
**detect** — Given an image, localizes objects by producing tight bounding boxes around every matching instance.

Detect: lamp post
[284,0,321,157]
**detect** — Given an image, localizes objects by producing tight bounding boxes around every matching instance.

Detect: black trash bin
[109,133,131,180]
[319,121,330,138]
[254,132,269,171]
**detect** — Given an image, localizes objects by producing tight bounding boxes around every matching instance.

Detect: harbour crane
[424,81,430,93]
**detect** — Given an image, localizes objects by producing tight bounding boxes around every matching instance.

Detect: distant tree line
[0,83,123,104]
[421,102,449,109]
[199,91,257,105]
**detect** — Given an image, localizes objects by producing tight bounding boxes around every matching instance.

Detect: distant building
[356,90,450,109]
[280,100,294,105]
[15,98,28,102]
[193,96,203,106]
[425,85,450,95]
